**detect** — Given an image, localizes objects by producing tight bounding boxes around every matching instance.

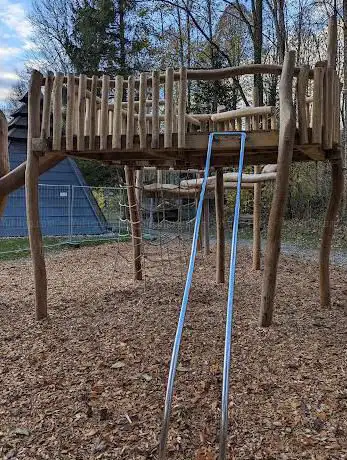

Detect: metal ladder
[158,131,247,460]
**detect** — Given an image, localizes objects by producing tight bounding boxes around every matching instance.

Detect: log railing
[34,61,341,153]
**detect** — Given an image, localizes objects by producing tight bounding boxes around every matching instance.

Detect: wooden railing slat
[138,73,147,149]
[126,75,135,149]
[66,74,75,150]
[112,75,123,149]
[41,72,54,140]
[88,75,97,150]
[52,72,63,151]
[297,65,310,144]
[312,66,325,144]
[77,74,87,151]
[100,75,110,150]
[178,67,187,148]
[164,68,174,148]
[151,70,160,148]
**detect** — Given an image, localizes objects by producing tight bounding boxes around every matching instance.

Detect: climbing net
[110,168,212,284]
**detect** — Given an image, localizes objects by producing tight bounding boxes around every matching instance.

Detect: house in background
[0,94,107,237]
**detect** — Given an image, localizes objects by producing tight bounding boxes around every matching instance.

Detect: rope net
[112,168,211,285]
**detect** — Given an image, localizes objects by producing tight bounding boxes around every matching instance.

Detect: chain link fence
[0,185,131,259]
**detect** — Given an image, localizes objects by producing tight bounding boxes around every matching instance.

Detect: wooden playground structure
[0,17,344,328]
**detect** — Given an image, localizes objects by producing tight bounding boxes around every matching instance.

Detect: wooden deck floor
[37,131,340,168]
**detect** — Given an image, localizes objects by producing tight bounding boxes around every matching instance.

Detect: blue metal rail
[158,132,246,460]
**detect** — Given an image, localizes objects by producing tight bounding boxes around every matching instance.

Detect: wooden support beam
[125,165,142,280]
[211,106,275,122]
[323,17,337,149]
[181,171,277,187]
[25,70,48,320]
[319,157,344,306]
[202,198,210,256]
[215,167,225,283]
[260,50,296,327]
[253,165,261,270]
[135,168,143,207]
[0,110,9,216]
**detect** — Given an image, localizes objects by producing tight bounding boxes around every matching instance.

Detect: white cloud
[0,87,11,101]
[0,2,32,40]
[23,41,39,51]
[2,72,20,81]
[0,47,21,58]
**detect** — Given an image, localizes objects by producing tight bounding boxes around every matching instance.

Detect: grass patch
[0,235,130,261]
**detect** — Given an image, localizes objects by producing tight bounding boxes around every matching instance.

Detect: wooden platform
[35,131,339,169]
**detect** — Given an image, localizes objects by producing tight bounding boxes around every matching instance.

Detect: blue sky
[0,0,33,103]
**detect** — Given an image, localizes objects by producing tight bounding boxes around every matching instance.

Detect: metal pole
[219,132,246,460]
[158,133,214,459]
[69,185,74,243]
[159,132,246,460]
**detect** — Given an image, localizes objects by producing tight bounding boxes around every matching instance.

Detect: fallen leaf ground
[0,242,346,459]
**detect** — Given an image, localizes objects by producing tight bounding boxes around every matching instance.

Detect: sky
[0,0,33,104]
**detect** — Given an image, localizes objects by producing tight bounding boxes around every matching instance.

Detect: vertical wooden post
[0,110,9,216]
[164,68,174,148]
[259,51,296,327]
[178,67,187,148]
[215,167,225,283]
[319,157,344,306]
[312,66,325,145]
[253,165,261,270]
[297,65,310,144]
[77,74,87,151]
[202,198,210,256]
[100,75,110,150]
[52,72,63,151]
[89,75,98,150]
[126,75,135,149]
[41,72,53,140]
[125,165,142,280]
[112,75,123,149]
[135,168,143,208]
[323,17,338,150]
[26,70,48,320]
[66,74,75,151]
[152,70,160,149]
[138,73,147,149]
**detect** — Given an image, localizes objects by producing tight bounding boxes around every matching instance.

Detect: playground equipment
[158,132,246,459]
[0,17,343,325]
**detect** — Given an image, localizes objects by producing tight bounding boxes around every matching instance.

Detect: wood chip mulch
[0,242,346,459]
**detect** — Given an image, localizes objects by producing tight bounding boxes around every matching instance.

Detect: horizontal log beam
[0,153,64,198]
[42,64,313,89]
[180,171,277,188]
[211,106,275,122]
